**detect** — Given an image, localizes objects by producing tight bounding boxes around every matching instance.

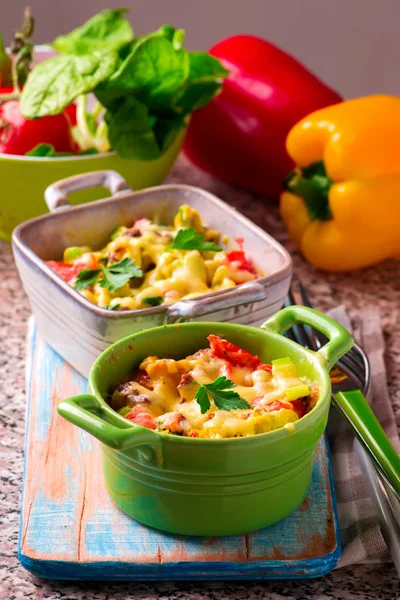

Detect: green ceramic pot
[0,128,185,242]
[58,306,353,536]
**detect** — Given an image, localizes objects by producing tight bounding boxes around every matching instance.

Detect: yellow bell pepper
[280,95,400,271]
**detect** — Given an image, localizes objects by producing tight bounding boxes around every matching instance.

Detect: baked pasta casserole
[110,335,318,439]
[46,204,259,310]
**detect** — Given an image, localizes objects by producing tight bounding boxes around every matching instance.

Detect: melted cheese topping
[111,344,318,439]
[59,205,259,310]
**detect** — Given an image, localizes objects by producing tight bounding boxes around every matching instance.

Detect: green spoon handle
[334,389,400,500]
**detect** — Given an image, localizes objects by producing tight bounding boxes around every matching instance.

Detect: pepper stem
[283,160,332,221]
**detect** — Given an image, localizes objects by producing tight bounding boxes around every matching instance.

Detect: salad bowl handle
[44,170,132,211]
[262,306,354,370]
[58,394,159,450]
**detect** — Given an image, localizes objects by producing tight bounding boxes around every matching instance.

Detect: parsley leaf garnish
[74,258,142,292]
[194,376,250,414]
[100,258,143,291]
[195,386,212,414]
[108,303,121,311]
[74,268,101,290]
[167,228,222,252]
[144,296,164,307]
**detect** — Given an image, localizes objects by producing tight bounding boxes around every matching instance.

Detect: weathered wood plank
[19,321,340,580]
[247,441,336,562]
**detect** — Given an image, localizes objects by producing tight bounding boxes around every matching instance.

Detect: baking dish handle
[58,394,159,450]
[44,170,132,212]
[166,280,267,321]
[261,306,353,370]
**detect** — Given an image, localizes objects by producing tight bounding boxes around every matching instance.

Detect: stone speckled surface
[1,155,399,599]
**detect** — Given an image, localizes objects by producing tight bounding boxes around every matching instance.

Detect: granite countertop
[1,156,399,599]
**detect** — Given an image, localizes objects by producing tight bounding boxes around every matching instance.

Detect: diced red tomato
[225,249,257,274]
[75,254,99,271]
[289,399,307,418]
[189,431,198,438]
[163,413,184,433]
[208,335,261,369]
[46,254,99,284]
[127,411,157,430]
[133,217,150,229]
[133,370,153,390]
[258,363,273,373]
[126,405,152,419]
[264,401,293,413]
[45,260,82,283]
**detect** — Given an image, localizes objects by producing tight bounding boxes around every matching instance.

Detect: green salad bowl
[58,306,353,536]
[0,45,186,242]
[0,128,185,242]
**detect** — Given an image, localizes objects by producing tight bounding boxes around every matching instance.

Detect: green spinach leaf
[52,8,133,54]
[26,143,74,157]
[21,51,118,118]
[99,35,189,106]
[20,8,228,162]
[107,96,185,159]
[79,148,99,155]
[107,97,160,159]
[26,143,99,157]
[174,52,229,114]
[152,114,186,154]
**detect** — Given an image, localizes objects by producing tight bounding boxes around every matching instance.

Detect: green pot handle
[58,394,158,450]
[262,306,353,370]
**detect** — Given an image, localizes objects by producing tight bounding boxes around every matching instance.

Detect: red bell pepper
[0,100,78,155]
[208,334,262,370]
[184,35,342,199]
[45,261,82,282]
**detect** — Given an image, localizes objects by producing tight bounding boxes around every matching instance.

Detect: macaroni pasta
[46,204,259,310]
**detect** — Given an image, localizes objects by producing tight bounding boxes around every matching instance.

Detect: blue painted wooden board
[19,320,341,580]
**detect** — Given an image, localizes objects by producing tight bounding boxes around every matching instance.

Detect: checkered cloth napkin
[327,305,400,567]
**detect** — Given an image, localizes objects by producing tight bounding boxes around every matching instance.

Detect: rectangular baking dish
[13,170,292,376]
